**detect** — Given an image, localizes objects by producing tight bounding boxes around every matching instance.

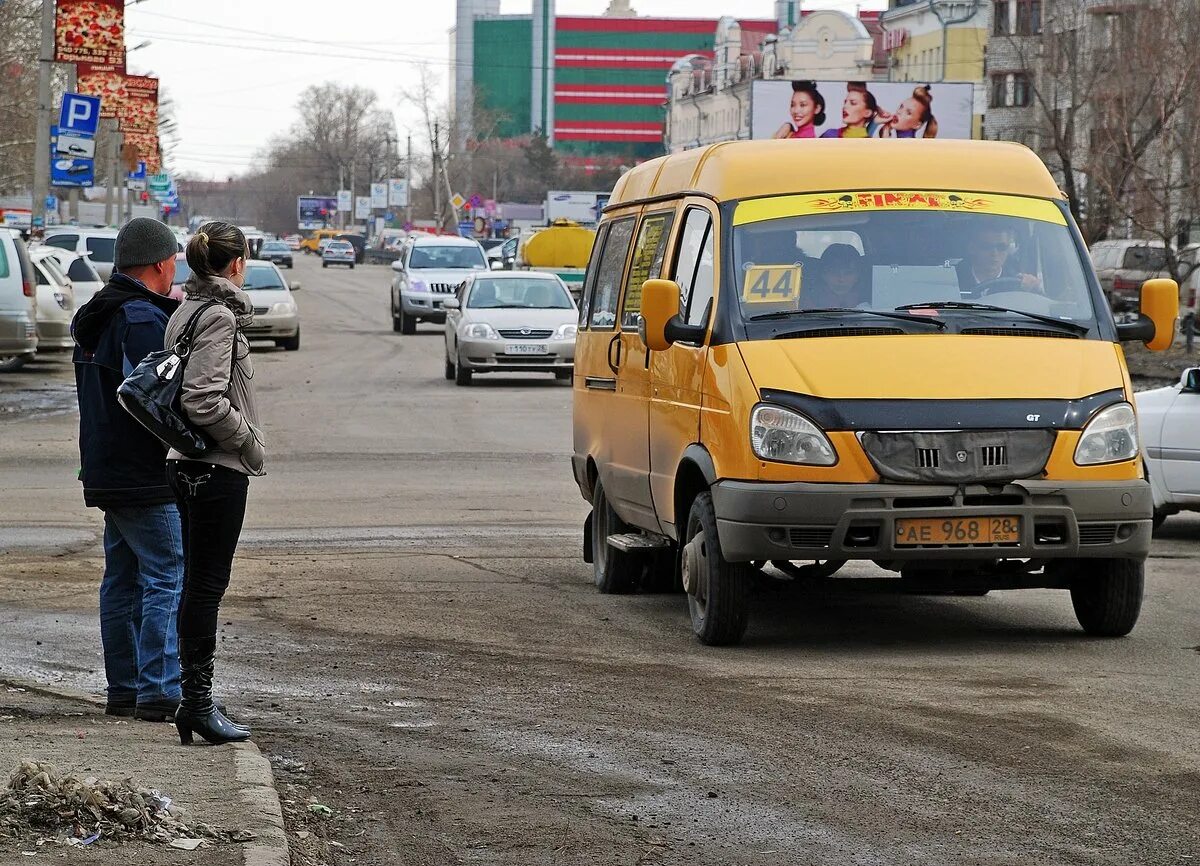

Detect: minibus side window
[673,209,715,327]
[588,217,636,331]
[578,223,609,327]
[621,210,676,330]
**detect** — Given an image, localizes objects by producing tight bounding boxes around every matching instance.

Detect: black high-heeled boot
[175,635,251,746]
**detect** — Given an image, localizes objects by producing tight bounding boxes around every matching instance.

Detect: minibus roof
[606,140,1065,210]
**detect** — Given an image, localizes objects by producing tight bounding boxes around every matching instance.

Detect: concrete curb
[0,674,291,866]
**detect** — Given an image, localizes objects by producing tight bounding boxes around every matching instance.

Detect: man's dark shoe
[105,698,136,718]
[134,697,179,722]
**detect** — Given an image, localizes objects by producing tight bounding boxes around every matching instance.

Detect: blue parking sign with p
[59,93,101,137]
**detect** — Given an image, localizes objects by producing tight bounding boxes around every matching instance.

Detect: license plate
[895,516,1021,546]
[505,344,548,355]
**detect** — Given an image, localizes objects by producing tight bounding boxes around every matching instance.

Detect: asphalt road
[1,255,1198,866]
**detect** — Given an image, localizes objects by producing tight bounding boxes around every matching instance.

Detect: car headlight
[270,302,295,314]
[53,291,70,310]
[463,322,499,340]
[1074,402,1139,465]
[552,323,578,341]
[409,279,427,292]
[750,404,837,465]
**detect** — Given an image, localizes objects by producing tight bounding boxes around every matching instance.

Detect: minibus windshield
[731,192,1100,337]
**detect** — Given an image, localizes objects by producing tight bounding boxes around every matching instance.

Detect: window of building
[1016,0,1042,35]
[994,1,1012,35]
[989,72,1032,108]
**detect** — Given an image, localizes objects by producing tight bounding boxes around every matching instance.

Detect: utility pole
[103,121,121,225]
[405,134,413,227]
[66,65,80,223]
[338,165,345,230]
[350,160,357,228]
[32,0,55,234]
[433,121,442,231]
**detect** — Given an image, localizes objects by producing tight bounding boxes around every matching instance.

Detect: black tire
[400,309,416,335]
[1070,558,1144,637]
[279,330,300,351]
[0,355,26,373]
[444,352,455,380]
[590,479,639,594]
[322,262,328,268]
[349,264,355,270]
[683,492,749,646]
[455,363,472,386]
[1152,509,1169,532]
[554,370,571,381]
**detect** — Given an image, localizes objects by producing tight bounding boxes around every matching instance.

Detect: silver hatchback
[0,229,38,372]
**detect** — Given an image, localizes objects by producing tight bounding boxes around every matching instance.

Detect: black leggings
[168,460,248,640]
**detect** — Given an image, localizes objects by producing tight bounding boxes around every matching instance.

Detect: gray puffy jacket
[164,274,265,476]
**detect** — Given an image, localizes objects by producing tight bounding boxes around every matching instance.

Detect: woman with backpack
[164,220,265,746]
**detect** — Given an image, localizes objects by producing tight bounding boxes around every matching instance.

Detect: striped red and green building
[469,11,775,161]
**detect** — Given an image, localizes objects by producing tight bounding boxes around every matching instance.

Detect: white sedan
[1136,367,1200,529]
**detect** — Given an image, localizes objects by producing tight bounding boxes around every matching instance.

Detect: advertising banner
[337,190,352,212]
[122,129,161,173]
[354,196,371,220]
[76,63,123,119]
[749,80,974,141]
[370,182,388,210]
[297,195,337,230]
[546,191,601,224]
[387,178,408,208]
[117,75,158,134]
[55,0,124,68]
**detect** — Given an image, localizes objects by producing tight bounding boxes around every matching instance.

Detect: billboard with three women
[750,80,974,141]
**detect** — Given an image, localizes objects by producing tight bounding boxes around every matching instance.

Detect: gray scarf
[182,273,255,328]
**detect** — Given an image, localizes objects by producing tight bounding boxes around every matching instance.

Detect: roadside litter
[0,761,253,849]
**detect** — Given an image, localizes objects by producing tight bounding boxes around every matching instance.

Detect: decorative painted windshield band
[734,191,1068,227]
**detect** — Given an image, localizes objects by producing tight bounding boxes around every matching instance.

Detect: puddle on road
[0,385,78,419]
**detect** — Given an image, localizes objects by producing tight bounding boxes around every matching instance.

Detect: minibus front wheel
[682,493,749,646]
[1069,559,1144,637]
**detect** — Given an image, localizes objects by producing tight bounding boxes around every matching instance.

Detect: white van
[0,228,38,372]
[30,247,76,352]
[41,227,121,280]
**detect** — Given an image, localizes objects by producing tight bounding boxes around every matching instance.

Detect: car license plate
[895,516,1021,546]
[505,344,548,355]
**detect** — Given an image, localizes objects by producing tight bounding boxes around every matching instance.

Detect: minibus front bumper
[712,479,1152,562]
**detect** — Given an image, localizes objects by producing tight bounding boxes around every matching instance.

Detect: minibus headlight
[1074,403,1139,465]
[750,405,837,466]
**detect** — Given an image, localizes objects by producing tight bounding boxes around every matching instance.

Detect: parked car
[0,228,38,372]
[283,234,303,251]
[241,260,301,351]
[443,272,576,386]
[322,239,356,269]
[487,236,519,270]
[258,240,294,269]
[42,247,103,307]
[1090,239,1169,312]
[390,234,488,334]
[29,247,75,352]
[41,227,120,280]
[1136,366,1200,529]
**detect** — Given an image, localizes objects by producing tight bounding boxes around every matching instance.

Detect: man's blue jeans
[100,504,183,704]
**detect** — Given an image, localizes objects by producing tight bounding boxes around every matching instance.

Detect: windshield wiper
[893,301,1090,335]
[750,307,947,330]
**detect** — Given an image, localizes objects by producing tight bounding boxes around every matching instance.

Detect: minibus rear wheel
[1069,559,1143,637]
[682,492,749,646]
[591,480,638,594]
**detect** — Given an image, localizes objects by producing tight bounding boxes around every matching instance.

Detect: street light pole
[32,0,55,233]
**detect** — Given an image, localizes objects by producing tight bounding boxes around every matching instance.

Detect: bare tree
[1006,0,1200,251]
[0,0,43,195]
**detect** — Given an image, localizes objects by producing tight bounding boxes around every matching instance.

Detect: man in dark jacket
[73,217,182,722]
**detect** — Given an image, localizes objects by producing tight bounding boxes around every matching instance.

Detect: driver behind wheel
[956,221,1042,297]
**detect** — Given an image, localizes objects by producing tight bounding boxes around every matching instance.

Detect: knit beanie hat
[114,217,179,270]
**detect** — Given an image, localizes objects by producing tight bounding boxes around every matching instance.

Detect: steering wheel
[975,276,1027,296]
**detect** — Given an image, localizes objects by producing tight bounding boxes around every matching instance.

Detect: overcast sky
[125,0,886,179]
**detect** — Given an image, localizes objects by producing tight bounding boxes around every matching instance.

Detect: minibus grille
[860,430,1055,483]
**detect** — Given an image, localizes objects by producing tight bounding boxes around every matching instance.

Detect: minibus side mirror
[638,279,707,351]
[1116,278,1177,351]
